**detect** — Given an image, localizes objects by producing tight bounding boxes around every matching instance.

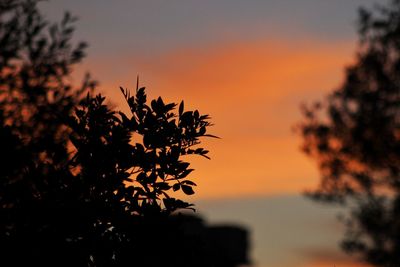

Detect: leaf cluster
[69,86,214,216]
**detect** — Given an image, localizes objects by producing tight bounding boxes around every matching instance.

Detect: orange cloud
[307,260,371,267]
[134,38,354,103]
[299,247,373,267]
[187,135,319,200]
[82,37,357,199]
[305,257,372,267]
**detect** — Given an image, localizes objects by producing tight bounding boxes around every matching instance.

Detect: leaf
[119,86,127,98]
[136,172,146,183]
[136,87,147,105]
[118,111,130,126]
[151,99,158,113]
[194,110,199,119]
[200,153,211,160]
[199,126,206,135]
[173,183,180,191]
[163,198,195,212]
[143,134,152,148]
[165,103,175,112]
[181,185,194,195]
[170,146,180,161]
[148,172,157,183]
[204,134,220,139]
[158,170,165,179]
[178,169,194,179]
[195,148,204,153]
[180,111,193,125]
[179,101,184,116]
[157,96,165,108]
[156,182,171,190]
[181,180,197,186]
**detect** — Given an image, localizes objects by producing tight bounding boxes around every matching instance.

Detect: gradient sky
[41,1,383,266]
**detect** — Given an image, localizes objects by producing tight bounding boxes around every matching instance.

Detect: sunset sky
[41,1,382,266]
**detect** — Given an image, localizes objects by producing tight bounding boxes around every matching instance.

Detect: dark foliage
[0,0,95,156]
[0,1,219,266]
[0,1,94,264]
[1,86,214,266]
[69,86,214,216]
[298,1,400,266]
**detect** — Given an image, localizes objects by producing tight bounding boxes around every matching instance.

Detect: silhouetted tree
[61,87,214,266]
[1,87,214,267]
[0,0,95,160]
[0,0,95,265]
[298,1,400,266]
[0,1,216,266]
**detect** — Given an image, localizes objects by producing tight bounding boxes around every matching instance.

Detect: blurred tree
[298,1,400,266]
[0,0,95,265]
[0,0,95,147]
[0,1,215,266]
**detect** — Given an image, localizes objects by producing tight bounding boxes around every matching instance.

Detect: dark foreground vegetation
[0,1,250,266]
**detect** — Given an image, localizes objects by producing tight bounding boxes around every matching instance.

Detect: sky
[41,1,383,266]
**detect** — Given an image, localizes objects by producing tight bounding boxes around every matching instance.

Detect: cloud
[300,248,373,267]
[134,37,354,100]
[81,37,357,198]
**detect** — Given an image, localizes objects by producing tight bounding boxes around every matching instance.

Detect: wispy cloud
[85,38,354,198]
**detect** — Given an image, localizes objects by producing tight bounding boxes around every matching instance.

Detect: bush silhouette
[298,1,400,266]
[0,1,219,266]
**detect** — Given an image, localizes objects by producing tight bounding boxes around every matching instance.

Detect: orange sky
[80,37,356,200]
[42,1,381,266]
[73,36,366,265]
[305,260,372,267]
[90,35,366,266]
[302,249,373,267]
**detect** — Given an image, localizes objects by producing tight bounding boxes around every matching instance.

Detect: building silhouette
[171,214,251,267]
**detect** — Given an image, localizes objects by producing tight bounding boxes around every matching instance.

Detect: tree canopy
[298,1,400,266]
